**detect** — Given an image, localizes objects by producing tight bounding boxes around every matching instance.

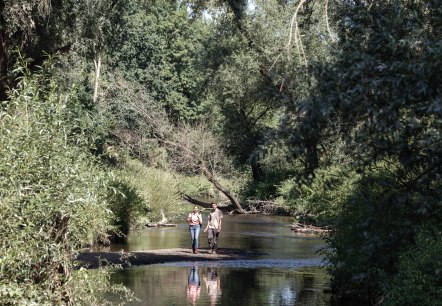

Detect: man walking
[204,202,223,254]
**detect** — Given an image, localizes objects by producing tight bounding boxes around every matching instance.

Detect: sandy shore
[76,248,263,269]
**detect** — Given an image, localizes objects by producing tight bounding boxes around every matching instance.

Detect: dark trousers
[207,228,220,250]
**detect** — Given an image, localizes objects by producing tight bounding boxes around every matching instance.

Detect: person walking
[204,202,223,254]
[187,206,203,254]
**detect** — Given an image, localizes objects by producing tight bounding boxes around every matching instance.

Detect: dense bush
[276,166,357,225]
[326,167,442,304]
[107,179,148,239]
[384,228,442,306]
[0,63,125,304]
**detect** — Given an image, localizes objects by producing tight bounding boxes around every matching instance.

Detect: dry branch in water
[291,223,330,234]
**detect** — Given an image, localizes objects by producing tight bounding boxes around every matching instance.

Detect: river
[107,213,330,305]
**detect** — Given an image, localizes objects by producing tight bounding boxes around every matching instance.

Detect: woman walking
[187,206,203,254]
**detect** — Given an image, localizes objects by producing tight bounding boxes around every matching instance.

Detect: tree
[103,77,245,213]
[0,0,125,102]
[165,123,245,213]
[108,1,211,121]
[213,49,282,180]
[312,0,442,303]
[0,60,132,305]
[206,0,339,177]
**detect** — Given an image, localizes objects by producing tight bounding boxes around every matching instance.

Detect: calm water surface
[108,213,330,306]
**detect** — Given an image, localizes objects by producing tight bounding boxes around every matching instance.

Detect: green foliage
[315,1,442,302]
[115,157,245,223]
[277,166,357,225]
[107,179,148,238]
[53,54,116,159]
[325,166,442,303]
[118,159,183,223]
[177,174,215,197]
[2,2,441,304]
[385,229,442,306]
[213,49,281,170]
[241,165,296,202]
[326,172,400,301]
[0,0,126,101]
[313,0,442,172]
[109,2,211,121]
[0,62,121,304]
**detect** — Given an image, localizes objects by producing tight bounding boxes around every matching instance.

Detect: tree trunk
[182,195,237,211]
[155,138,246,213]
[251,160,263,180]
[305,140,319,174]
[200,161,245,213]
[93,51,102,103]
[182,197,292,215]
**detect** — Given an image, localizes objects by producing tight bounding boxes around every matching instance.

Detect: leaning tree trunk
[305,139,319,175]
[251,160,263,180]
[182,195,236,211]
[93,50,102,103]
[157,138,246,214]
[200,161,245,213]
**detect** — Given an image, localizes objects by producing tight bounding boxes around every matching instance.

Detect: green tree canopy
[109,1,211,121]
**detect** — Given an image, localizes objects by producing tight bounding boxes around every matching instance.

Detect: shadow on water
[107,214,331,306]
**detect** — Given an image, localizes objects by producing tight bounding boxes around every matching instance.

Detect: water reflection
[109,264,330,306]
[187,266,201,305]
[203,267,221,306]
[106,214,330,305]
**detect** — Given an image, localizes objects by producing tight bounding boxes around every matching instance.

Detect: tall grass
[117,158,229,224]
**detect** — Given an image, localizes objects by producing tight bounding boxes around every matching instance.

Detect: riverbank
[76,248,263,269]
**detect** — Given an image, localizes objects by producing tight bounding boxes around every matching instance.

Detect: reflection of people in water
[203,267,221,306]
[187,266,201,305]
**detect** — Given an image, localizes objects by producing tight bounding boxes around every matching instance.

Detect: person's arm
[187,213,191,224]
[204,215,210,232]
[218,217,222,231]
[218,211,223,231]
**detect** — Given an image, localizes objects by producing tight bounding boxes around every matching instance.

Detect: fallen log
[182,195,292,215]
[244,200,292,215]
[146,223,177,228]
[182,194,241,213]
[290,223,330,234]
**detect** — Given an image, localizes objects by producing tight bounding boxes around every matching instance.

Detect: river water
[108,214,331,306]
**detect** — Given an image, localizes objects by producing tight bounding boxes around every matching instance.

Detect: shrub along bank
[0,63,132,304]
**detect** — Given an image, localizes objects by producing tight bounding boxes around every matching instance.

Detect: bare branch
[325,0,336,42]
[286,0,308,67]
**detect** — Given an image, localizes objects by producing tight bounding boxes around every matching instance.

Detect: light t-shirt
[208,209,223,229]
[188,212,202,226]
